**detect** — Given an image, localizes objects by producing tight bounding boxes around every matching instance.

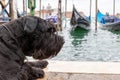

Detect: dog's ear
[24,16,38,33]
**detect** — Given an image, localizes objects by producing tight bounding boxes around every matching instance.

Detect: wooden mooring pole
[39,0,41,17]
[113,0,115,15]
[64,0,67,27]
[42,6,45,19]
[58,0,62,31]
[23,0,28,16]
[95,0,98,31]
[65,0,67,18]
[89,0,92,22]
[9,0,14,20]
[26,0,27,15]
[23,0,25,16]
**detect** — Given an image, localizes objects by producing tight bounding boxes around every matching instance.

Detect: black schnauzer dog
[0,16,64,80]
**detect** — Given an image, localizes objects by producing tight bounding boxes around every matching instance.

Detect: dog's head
[21,16,64,60]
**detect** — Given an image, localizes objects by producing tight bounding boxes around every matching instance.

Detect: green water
[52,21,120,62]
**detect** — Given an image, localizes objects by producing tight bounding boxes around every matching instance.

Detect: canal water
[52,19,120,62]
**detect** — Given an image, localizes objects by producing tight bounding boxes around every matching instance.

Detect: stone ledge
[38,72,120,80]
[47,61,120,74]
[35,60,120,80]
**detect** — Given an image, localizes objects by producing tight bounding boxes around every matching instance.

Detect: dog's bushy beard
[32,32,64,60]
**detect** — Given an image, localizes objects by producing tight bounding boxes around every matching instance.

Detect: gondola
[70,5,90,30]
[97,10,120,31]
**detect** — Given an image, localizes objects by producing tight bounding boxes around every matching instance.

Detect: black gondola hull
[70,5,90,30]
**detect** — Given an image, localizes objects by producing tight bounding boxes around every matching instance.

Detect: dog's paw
[27,60,48,69]
[35,60,48,69]
[30,67,45,79]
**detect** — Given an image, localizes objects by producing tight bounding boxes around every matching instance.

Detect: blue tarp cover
[97,11,120,24]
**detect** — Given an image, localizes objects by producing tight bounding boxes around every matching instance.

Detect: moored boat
[70,5,90,30]
[97,10,120,31]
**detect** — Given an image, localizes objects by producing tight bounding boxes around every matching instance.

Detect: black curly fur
[0,16,64,80]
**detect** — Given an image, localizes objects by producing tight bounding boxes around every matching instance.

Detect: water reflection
[70,27,89,47]
[111,30,120,35]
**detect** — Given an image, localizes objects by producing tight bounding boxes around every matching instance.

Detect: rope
[0,0,10,16]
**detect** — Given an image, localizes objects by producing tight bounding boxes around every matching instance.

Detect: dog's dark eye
[47,27,56,33]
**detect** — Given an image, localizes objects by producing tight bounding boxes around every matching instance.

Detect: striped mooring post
[28,0,36,16]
